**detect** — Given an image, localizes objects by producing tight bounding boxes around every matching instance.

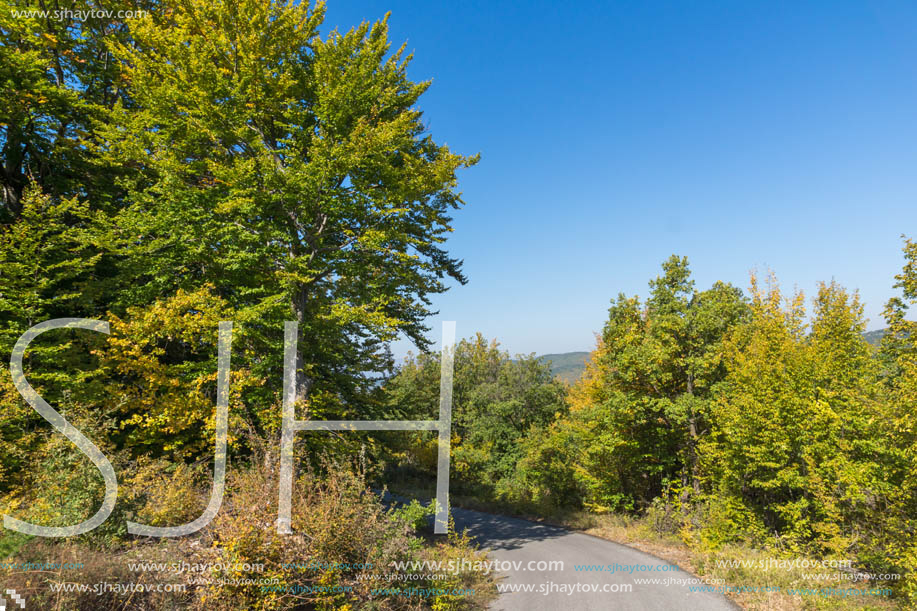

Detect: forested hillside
[863,328,888,346]
[536,352,591,383]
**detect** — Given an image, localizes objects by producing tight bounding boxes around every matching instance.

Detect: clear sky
[322,0,917,358]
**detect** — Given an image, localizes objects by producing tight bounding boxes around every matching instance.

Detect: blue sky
[323,1,917,358]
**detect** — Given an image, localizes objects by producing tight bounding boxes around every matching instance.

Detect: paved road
[451,507,738,611]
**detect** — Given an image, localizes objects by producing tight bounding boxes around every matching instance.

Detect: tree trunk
[291,290,313,410]
[2,128,26,219]
[686,372,700,495]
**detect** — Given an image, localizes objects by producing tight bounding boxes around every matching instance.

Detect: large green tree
[98,0,477,422]
[595,255,748,498]
[516,256,748,511]
[0,0,476,511]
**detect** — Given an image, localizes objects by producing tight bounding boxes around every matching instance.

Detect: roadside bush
[0,452,494,610]
[192,451,493,610]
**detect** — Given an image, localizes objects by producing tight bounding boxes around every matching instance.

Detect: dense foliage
[1,0,915,608]
[1,1,487,608]
[506,249,917,602]
[380,248,917,604]
[1,0,477,473]
[380,335,567,500]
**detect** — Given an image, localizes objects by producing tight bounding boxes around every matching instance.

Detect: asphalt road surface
[451,506,738,611]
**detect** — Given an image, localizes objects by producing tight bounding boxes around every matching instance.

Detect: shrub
[189,450,493,610]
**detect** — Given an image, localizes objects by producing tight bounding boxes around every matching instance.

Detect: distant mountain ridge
[862,329,886,346]
[536,352,591,384]
[537,329,889,384]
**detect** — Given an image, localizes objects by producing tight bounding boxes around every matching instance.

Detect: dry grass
[0,454,496,610]
[555,511,902,611]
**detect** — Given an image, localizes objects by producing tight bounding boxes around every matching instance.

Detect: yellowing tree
[703,274,888,555]
[879,238,917,599]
